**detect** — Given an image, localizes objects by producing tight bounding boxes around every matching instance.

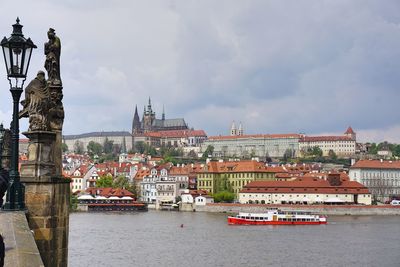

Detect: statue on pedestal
[19,27,64,179]
[19,71,50,131]
[19,28,64,133]
[44,28,61,86]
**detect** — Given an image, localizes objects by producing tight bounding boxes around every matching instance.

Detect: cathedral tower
[132,105,141,135]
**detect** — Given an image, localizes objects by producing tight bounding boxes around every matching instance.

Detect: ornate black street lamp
[1,18,36,210]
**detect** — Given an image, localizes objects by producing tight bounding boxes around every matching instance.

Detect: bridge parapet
[0,211,44,267]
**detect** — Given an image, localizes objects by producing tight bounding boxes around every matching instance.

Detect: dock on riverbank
[194,203,400,215]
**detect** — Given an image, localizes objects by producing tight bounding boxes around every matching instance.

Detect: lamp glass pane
[22,47,32,76]
[11,46,22,75]
[2,46,11,75]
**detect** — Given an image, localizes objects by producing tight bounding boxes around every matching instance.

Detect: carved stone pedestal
[20,131,69,267]
[20,131,56,182]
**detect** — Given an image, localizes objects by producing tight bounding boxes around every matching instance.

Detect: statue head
[36,70,46,85]
[47,28,56,40]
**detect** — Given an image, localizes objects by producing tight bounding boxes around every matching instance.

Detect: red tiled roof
[300,136,353,142]
[85,187,134,197]
[241,176,369,194]
[134,169,150,180]
[351,160,400,170]
[189,190,209,197]
[344,126,355,134]
[208,133,301,140]
[145,129,207,138]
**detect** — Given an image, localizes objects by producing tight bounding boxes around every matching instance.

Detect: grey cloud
[0,1,399,143]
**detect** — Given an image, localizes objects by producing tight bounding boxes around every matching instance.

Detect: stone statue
[19,71,51,131]
[48,87,64,132]
[44,28,61,86]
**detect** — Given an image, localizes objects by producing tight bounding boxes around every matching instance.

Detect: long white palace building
[201,125,357,158]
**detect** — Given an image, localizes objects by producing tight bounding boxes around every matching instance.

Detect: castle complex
[132,98,188,135]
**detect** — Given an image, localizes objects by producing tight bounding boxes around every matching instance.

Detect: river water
[69,211,400,267]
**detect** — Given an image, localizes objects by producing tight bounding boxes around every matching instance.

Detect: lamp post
[1,18,36,210]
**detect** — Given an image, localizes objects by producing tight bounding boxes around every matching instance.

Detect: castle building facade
[299,127,356,157]
[132,98,188,135]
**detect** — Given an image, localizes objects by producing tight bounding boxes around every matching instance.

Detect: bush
[213,191,235,203]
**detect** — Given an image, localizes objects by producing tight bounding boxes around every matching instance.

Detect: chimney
[327,173,342,186]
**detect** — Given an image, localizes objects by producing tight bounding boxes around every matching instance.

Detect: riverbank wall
[195,203,400,215]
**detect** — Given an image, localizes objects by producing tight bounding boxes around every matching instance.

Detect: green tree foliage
[103,137,114,154]
[73,140,84,154]
[69,194,78,211]
[96,175,113,188]
[311,146,323,157]
[283,149,295,162]
[187,150,198,159]
[145,144,157,156]
[201,145,214,160]
[135,141,146,154]
[328,149,337,160]
[213,191,235,203]
[112,176,130,189]
[135,141,157,156]
[87,141,103,157]
[367,142,400,157]
[112,144,121,155]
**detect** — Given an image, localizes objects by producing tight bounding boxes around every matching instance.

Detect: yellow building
[197,161,286,196]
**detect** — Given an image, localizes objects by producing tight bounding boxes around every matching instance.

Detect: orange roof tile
[208,133,301,140]
[351,160,400,170]
[300,136,353,142]
[145,129,207,138]
[241,176,369,194]
[344,126,355,134]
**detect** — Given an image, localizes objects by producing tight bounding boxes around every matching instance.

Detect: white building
[194,195,214,205]
[70,164,96,193]
[299,127,356,157]
[140,176,157,203]
[156,177,178,209]
[202,133,301,158]
[239,174,371,205]
[349,160,400,201]
[63,131,133,153]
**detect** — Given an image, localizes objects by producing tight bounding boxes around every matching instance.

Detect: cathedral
[131,98,188,135]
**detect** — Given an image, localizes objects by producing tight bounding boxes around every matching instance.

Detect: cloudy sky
[0,1,399,143]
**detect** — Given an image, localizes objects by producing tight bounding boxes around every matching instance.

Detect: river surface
[69,211,400,267]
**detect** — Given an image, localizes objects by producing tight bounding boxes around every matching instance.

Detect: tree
[103,137,114,154]
[187,150,198,159]
[213,191,235,203]
[311,146,323,157]
[73,141,84,154]
[201,145,214,160]
[283,149,294,162]
[112,144,121,155]
[87,141,103,157]
[112,176,130,189]
[135,141,146,154]
[328,149,337,160]
[368,143,378,154]
[96,175,113,188]
[144,143,157,156]
[62,142,68,153]
[265,152,272,163]
[69,194,78,211]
